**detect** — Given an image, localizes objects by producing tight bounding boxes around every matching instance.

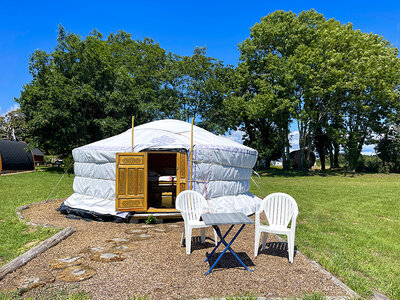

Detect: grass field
[1,169,399,298]
[250,169,400,299]
[0,168,74,265]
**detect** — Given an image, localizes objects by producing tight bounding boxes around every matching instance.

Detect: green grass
[250,169,400,299]
[0,168,74,265]
[225,292,257,300]
[216,291,324,300]
[0,287,90,300]
[1,167,399,298]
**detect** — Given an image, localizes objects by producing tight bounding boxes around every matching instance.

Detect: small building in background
[0,140,35,172]
[32,148,45,164]
[290,149,316,169]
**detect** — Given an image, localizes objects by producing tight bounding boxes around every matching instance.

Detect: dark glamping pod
[0,140,35,172]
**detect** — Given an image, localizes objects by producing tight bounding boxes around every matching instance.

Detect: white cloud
[289,131,300,150]
[361,144,376,156]
[6,103,19,114]
[0,103,20,116]
[224,130,244,144]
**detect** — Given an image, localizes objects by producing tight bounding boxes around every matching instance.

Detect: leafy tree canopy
[0,108,26,141]
[234,9,400,170]
[17,26,231,155]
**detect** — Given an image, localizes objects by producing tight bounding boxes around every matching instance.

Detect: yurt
[0,140,35,172]
[61,119,260,220]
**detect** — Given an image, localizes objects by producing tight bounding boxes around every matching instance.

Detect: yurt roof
[77,119,257,155]
[0,140,35,171]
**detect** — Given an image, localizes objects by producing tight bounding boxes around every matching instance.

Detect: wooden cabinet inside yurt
[115,151,187,212]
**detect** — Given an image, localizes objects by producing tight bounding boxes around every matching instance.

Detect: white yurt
[61,119,260,220]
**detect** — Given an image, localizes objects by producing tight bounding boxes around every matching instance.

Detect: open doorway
[115,151,187,212]
[147,152,177,209]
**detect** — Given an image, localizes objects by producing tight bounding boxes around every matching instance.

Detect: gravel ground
[0,199,351,299]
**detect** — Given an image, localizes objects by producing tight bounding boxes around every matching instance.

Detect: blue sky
[1,0,399,152]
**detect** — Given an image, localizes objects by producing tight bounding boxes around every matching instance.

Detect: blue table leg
[204,225,234,262]
[218,225,253,272]
[205,224,253,275]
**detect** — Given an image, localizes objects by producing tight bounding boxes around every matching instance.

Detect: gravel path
[0,199,351,299]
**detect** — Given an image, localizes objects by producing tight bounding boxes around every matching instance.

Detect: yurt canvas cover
[63,119,260,219]
[0,140,34,171]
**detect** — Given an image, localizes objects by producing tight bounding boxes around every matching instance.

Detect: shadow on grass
[256,168,358,178]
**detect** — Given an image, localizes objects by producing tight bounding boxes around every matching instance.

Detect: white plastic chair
[254,192,299,263]
[175,190,218,255]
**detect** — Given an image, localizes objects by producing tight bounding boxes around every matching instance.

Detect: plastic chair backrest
[261,193,298,227]
[175,190,207,222]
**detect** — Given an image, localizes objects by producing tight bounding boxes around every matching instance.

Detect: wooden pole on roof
[190,118,194,190]
[132,116,135,152]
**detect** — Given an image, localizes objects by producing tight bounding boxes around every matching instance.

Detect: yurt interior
[148,152,177,209]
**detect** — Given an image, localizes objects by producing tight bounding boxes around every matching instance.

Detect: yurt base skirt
[58,203,128,223]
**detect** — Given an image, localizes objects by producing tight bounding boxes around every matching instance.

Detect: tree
[376,125,400,172]
[17,26,170,156]
[0,108,27,141]
[165,47,233,134]
[236,10,325,169]
[338,28,400,171]
[225,55,286,168]
[236,9,400,170]
[0,115,5,139]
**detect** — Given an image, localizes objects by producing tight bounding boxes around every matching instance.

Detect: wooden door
[115,152,148,212]
[176,152,188,195]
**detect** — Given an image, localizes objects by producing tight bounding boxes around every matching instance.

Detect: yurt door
[115,153,148,212]
[176,152,188,194]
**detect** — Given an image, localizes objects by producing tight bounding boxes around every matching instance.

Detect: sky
[1,0,399,154]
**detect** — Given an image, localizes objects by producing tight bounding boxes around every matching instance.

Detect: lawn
[250,169,400,299]
[1,169,399,299]
[0,169,74,265]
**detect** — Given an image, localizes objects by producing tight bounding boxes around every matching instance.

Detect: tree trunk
[333,141,340,168]
[320,154,326,170]
[298,121,307,170]
[281,147,287,169]
[306,133,313,169]
[281,126,290,170]
[328,144,334,169]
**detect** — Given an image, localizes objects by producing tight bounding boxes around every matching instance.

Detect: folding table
[201,212,254,275]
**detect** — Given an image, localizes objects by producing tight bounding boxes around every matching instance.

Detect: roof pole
[190,118,194,190]
[132,116,135,152]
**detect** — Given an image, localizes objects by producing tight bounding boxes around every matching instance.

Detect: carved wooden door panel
[115,152,148,212]
[176,152,188,195]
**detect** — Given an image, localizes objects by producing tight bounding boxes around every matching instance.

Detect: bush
[379,165,390,174]
[356,155,382,173]
[366,156,382,172]
[63,155,74,176]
